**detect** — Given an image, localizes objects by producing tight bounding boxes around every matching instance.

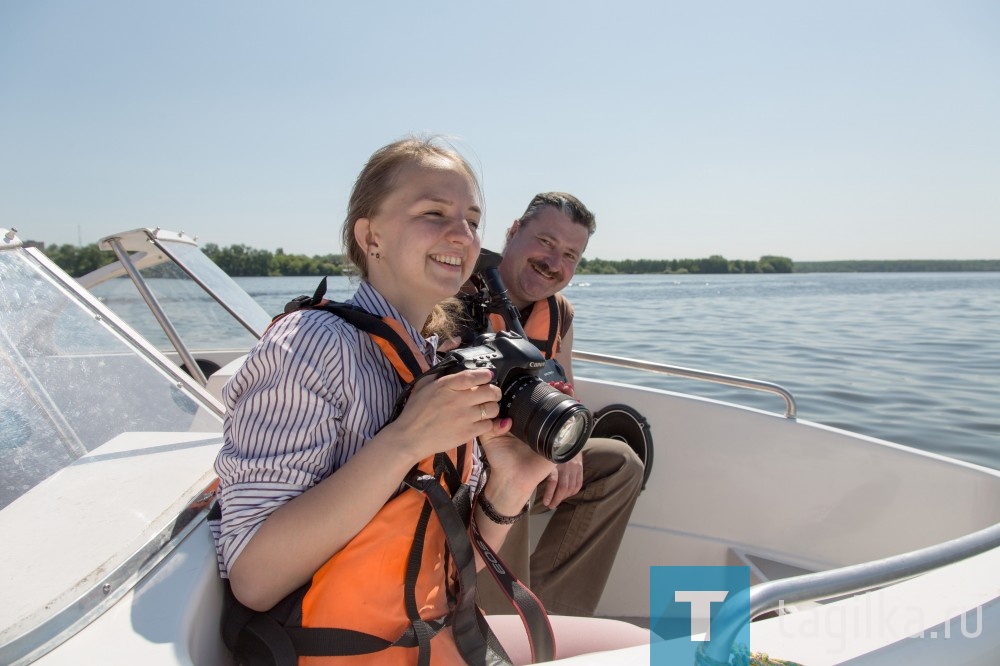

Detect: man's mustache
[529,259,561,281]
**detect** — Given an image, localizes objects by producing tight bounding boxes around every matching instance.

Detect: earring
[370,251,380,261]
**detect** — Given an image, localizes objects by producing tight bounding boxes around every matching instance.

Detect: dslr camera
[439,250,593,464]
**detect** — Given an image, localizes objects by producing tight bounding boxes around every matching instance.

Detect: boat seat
[206,355,248,403]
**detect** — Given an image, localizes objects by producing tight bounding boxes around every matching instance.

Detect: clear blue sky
[2,1,998,261]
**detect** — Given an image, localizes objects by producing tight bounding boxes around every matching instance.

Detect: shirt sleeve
[211,311,349,576]
[559,293,575,337]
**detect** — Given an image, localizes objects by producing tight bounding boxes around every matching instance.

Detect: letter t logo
[674,590,729,640]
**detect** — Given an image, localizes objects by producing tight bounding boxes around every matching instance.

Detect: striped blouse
[210,281,481,576]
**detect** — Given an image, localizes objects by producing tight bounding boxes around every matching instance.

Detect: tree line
[577,255,793,274]
[38,241,997,278]
[792,259,1000,272]
[198,244,349,277]
[40,242,795,277]
[39,242,351,278]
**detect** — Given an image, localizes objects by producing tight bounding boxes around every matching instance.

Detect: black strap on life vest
[272,276,425,383]
[220,279,553,665]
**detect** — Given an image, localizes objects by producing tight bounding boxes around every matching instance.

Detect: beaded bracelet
[477,492,529,525]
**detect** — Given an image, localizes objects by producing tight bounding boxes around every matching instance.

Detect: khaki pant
[476,437,644,617]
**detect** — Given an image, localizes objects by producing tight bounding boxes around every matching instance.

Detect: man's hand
[540,453,583,509]
[538,379,582,508]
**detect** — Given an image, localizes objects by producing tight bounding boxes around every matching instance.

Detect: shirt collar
[348,281,440,365]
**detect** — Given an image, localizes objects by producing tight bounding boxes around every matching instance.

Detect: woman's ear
[355,217,375,254]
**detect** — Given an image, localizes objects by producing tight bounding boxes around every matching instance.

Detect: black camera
[441,330,592,464]
[441,249,595,463]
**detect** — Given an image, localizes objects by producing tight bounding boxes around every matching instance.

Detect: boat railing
[701,517,1000,662]
[572,350,797,419]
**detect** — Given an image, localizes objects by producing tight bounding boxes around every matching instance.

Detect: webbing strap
[403,491,436,666]
[316,303,426,382]
[272,277,428,382]
[406,467,490,665]
[222,580,449,663]
[285,618,448,656]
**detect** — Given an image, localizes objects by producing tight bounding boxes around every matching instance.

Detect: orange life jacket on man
[488,293,569,361]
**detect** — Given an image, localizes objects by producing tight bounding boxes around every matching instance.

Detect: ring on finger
[480,405,488,421]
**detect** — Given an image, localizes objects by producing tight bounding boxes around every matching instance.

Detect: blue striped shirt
[210,281,481,576]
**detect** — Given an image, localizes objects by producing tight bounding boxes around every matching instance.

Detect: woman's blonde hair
[342,136,482,338]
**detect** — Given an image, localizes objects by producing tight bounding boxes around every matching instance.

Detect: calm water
[233,273,1000,471]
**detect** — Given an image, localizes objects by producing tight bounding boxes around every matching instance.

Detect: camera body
[441,330,592,463]
[446,330,547,391]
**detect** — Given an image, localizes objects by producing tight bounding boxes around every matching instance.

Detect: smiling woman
[210,136,648,664]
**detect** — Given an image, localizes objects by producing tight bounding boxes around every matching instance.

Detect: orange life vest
[224,301,487,665]
[223,284,554,666]
[488,294,566,360]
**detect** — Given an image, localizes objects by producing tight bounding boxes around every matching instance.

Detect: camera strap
[470,508,556,663]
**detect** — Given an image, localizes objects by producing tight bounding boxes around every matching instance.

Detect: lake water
[232,272,1000,472]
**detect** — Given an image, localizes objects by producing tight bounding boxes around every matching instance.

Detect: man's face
[499,206,590,309]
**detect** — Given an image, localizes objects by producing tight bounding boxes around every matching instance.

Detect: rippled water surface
[236,273,1000,470]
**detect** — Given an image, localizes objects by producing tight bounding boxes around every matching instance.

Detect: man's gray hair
[519,192,596,236]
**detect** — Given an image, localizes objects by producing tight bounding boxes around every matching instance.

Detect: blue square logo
[650,566,751,665]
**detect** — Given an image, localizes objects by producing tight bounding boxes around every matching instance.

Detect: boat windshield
[0,244,223,660]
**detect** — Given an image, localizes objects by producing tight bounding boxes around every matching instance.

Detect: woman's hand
[381,367,501,464]
[479,428,556,499]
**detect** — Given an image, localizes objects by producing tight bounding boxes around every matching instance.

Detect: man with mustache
[465,192,645,618]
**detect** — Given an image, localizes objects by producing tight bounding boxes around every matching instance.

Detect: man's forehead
[524,209,589,250]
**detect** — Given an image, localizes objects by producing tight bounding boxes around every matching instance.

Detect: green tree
[43,243,116,277]
[759,255,793,273]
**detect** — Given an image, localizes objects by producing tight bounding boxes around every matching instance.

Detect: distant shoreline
[33,240,1000,277]
[575,258,1000,275]
[787,259,1000,273]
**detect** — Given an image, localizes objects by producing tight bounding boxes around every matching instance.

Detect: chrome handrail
[148,235,263,339]
[701,518,1000,662]
[106,238,208,386]
[572,350,797,419]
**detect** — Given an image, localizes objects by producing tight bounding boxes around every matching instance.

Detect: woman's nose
[447,217,477,243]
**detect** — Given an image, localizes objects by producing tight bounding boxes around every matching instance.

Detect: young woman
[211,137,647,664]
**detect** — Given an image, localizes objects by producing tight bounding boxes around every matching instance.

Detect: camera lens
[501,376,594,463]
[551,412,590,458]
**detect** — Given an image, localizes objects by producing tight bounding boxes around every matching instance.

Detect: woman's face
[358,159,482,324]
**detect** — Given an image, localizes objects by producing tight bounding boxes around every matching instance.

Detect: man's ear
[506,219,521,243]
